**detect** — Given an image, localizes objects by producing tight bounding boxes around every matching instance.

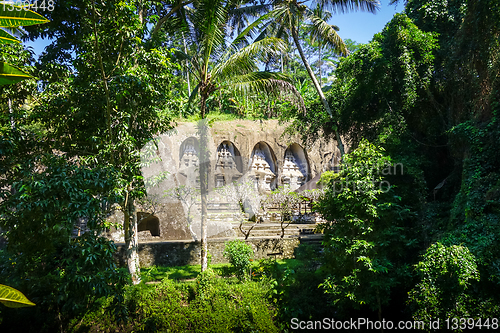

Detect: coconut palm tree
[172,0,303,271]
[243,0,380,157]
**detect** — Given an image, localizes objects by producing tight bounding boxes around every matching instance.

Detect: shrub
[223,239,254,281]
[196,268,217,300]
[69,278,279,333]
[408,243,481,328]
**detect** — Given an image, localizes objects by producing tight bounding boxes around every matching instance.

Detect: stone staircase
[231,222,324,258]
[205,204,325,247]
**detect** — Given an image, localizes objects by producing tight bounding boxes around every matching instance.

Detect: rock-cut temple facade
[107,120,341,242]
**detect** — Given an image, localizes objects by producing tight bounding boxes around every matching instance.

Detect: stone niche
[282,143,310,190]
[137,212,160,237]
[214,141,243,187]
[248,142,278,193]
[178,137,200,188]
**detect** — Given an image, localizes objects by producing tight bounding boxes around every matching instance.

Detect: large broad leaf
[0,61,31,85]
[0,28,19,43]
[0,284,35,308]
[0,4,49,27]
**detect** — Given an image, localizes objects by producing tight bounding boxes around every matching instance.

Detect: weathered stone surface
[107,201,193,242]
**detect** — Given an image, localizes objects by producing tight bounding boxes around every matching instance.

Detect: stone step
[242,226,315,233]
[233,224,321,238]
[299,234,324,244]
[231,222,320,229]
[245,230,316,236]
[241,230,299,237]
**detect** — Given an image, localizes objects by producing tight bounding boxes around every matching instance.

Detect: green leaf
[0,5,49,27]
[0,284,36,308]
[0,28,19,43]
[0,61,32,85]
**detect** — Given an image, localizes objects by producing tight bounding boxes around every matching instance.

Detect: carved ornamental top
[282,150,306,190]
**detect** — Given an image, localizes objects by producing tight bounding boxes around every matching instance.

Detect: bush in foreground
[69,273,278,333]
[223,239,254,281]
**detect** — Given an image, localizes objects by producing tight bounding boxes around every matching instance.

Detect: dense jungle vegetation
[1,0,499,331]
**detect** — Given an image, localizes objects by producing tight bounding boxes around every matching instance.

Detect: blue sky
[24,0,404,58]
[329,0,404,44]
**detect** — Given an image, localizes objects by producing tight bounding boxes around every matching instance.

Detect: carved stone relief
[249,143,276,193]
[178,137,200,188]
[215,141,242,187]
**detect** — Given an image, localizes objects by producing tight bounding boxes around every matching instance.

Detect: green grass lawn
[140,258,305,282]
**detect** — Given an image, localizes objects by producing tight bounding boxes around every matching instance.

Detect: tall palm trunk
[318,43,322,84]
[199,95,209,272]
[291,26,345,158]
[183,33,191,95]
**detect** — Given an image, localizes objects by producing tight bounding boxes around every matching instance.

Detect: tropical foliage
[310,0,500,327]
[316,140,413,318]
[245,0,380,157]
[1,0,500,331]
[0,4,48,85]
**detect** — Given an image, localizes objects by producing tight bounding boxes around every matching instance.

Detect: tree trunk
[90,2,113,157]
[199,97,209,272]
[124,198,141,284]
[91,1,141,282]
[183,33,191,97]
[318,43,322,85]
[291,26,345,158]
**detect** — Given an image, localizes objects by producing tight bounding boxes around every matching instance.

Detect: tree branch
[90,1,114,163]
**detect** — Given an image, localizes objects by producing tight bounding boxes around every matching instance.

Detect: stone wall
[115,237,301,267]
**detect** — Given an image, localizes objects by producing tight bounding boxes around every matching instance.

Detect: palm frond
[234,5,289,45]
[228,4,271,37]
[193,0,228,74]
[172,47,200,80]
[151,0,194,36]
[315,0,380,14]
[0,61,32,85]
[274,24,291,42]
[0,5,49,27]
[254,18,290,44]
[213,37,287,81]
[310,3,333,21]
[308,14,348,56]
[172,48,191,62]
[0,28,19,44]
